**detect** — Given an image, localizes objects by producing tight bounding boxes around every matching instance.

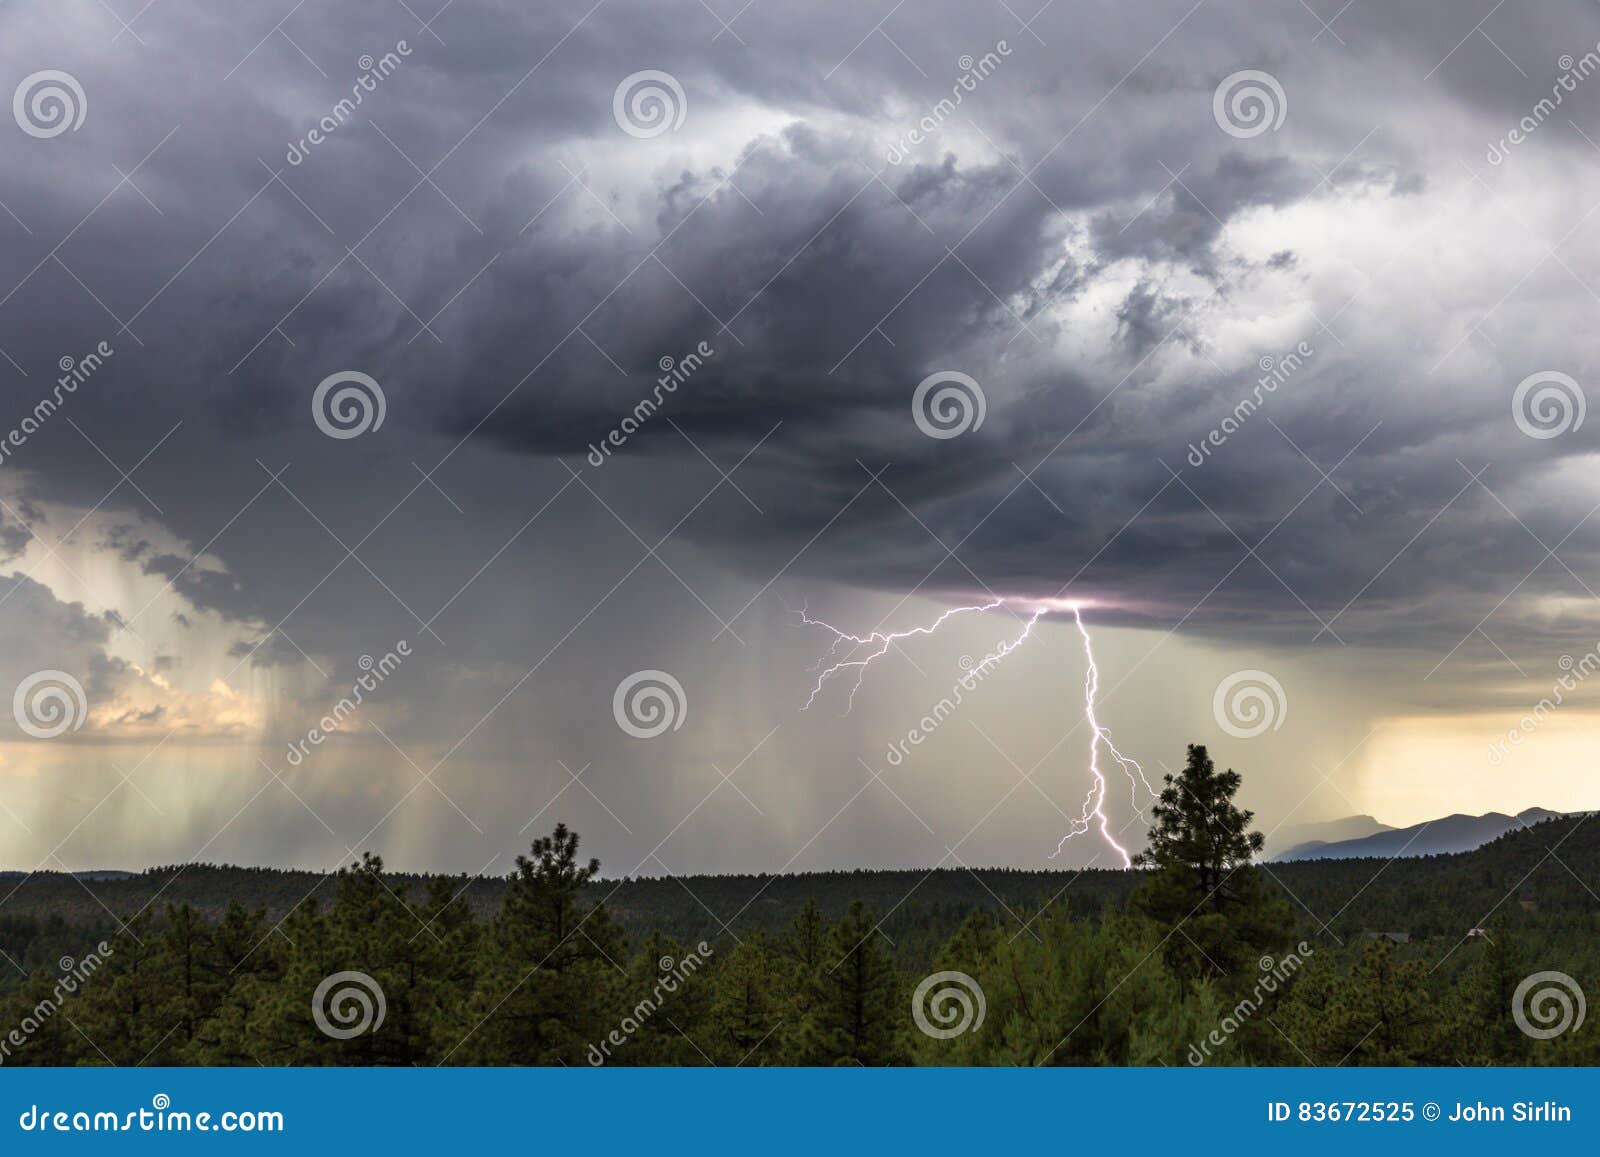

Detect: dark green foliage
[1133,743,1294,980]
[1275,938,1444,1064]
[707,936,783,1063]
[461,823,623,1064]
[792,901,904,1065]
[2,762,1597,1067]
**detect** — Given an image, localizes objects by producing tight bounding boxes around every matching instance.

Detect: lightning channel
[794,598,1005,709]
[794,597,1154,864]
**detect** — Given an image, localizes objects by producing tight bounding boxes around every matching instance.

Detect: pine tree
[709,936,783,1064]
[462,824,624,1064]
[72,913,181,1064]
[776,897,825,1060]
[161,903,214,1049]
[1133,744,1293,979]
[794,901,903,1065]
[192,901,291,1065]
[1448,924,1531,1064]
[608,932,716,1065]
[1282,938,1442,1064]
[418,875,481,1061]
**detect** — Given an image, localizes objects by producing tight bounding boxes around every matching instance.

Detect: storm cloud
[2,0,1599,875]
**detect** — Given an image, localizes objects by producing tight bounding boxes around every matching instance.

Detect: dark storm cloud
[4,0,1600,686]
[225,633,303,669]
[3,0,1600,879]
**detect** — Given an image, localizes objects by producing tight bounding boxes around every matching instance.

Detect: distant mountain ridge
[1274,808,1564,861]
[1269,814,1393,855]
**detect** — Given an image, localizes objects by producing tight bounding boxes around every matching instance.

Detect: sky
[2,0,1600,878]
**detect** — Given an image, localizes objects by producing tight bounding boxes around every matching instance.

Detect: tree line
[1,745,1595,1065]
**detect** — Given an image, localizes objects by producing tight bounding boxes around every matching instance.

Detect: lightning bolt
[795,598,1006,709]
[795,598,1154,865]
[1059,604,1157,866]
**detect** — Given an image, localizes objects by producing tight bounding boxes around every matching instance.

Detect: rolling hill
[1275,807,1563,861]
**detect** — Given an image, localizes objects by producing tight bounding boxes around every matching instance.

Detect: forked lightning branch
[797,599,1156,866]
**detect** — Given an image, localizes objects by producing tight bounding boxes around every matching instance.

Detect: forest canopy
[1,746,1594,1067]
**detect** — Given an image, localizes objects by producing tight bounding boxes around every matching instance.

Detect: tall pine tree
[1133,744,1293,980]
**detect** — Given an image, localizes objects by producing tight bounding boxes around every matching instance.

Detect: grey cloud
[2,0,1594,658]
[3,0,1600,872]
